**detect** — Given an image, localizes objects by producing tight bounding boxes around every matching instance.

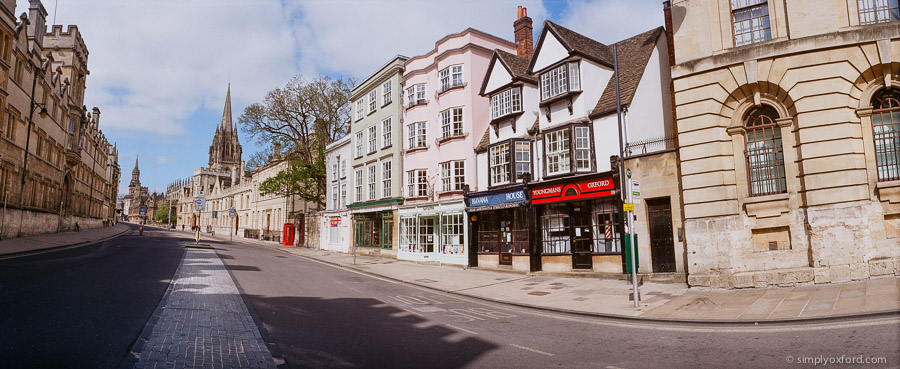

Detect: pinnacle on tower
[221,83,232,132]
[133,155,139,173]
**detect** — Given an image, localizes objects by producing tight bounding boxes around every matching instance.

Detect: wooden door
[647,198,676,273]
[571,202,593,269]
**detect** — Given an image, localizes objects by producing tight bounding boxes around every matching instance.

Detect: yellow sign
[623,203,634,211]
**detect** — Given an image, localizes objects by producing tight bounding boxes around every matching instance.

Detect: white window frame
[540,61,581,101]
[440,213,464,255]
[491,87,522,120]
[355,169,363,202]
[489,143,510,185]
[440,107,463,139]
[408,121,426,149]
[356,100,365,121]
[367,164,376,200]
[545,129,571,175]
[368,90,377,113]
[439,64,464,92]
[382,159,392,198]
[406,84,427,107]
[407,169,428,198]
[574,126,591,171]
[340,183,347,208]
[367,125,377,154]
[440,160,465,192]
[514,141,532,181]
[331,185,338,210]
[382,80,392,105]
[382,117,392,148]
[355,132,363,158]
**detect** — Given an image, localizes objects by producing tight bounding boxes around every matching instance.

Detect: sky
[15,0,666,195]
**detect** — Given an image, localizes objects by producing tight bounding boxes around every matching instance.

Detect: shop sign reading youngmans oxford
[531,176,615,204]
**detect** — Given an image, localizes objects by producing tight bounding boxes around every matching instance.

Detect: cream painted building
[668,0,900,288]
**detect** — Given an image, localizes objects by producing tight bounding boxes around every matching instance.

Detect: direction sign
[630,179,641,204]
[139,206,147,216]
[229,208,236,218]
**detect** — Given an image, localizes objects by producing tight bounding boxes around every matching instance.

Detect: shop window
[541,205,571,254]
[744,105,786,196]
[441,213,464,255]
[731,0,771,47]
[419,218,436,253]
[478,208,529,254]
[859,0,900,25]
[871,89,900,181]
[382,216,393,249]
[591,199,621,253]
[400,217,417,252]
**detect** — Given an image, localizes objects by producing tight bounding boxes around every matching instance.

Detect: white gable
[532,31,569,72]
[484,58,514,95]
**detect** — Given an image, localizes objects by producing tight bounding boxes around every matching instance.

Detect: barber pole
[604,221,612,239]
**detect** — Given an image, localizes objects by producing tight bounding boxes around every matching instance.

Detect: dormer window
[491,87,522,120]
[540,62,580,101]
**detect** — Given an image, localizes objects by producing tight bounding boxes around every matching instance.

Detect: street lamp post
[17,54,51,237]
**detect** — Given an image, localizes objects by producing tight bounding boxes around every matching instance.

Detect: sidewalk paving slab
[193,230,900,324]
[0,223,130,257]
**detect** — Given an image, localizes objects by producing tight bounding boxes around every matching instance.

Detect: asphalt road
[212,240,900,369]
[0,224,184,369]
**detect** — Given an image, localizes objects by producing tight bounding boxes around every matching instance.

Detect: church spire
[221,83,232,132]
[133,155,139,173]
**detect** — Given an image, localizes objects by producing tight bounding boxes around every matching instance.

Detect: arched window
[871,89,900,181]
[745,105,786,196]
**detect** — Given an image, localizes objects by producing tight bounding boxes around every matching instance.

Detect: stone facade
[0,0,119,238]
[668,0,900,287]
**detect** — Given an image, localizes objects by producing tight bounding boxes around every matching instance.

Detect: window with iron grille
[732,0,771,47]
[744,105,786,196]
[440,107,464,138]
[872,89,900,181]
[541,204,571,254]
[591,199,621,253]
[859,0,900,24]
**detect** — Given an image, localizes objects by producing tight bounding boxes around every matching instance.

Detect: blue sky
[17,0,665,195]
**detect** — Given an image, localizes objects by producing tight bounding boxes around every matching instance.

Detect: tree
[239,75,354,208]
[154,203,176,224]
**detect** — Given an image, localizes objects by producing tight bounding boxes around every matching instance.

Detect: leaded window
[540,62,580,101]
[744,105,786,196]
[859,0,900,25]
[732,0,771,47]
[872,89,900,181]
[491,87,522,120]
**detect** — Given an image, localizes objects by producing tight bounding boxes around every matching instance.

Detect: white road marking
[402,308,425,317]
[510,344,555,357]
[445,324,479,335]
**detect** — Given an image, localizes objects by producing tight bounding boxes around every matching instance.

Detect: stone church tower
[208,84,242,173]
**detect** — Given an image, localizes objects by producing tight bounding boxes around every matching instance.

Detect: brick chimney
[514,6,533,59]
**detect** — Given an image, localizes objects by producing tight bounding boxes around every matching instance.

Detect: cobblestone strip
[128,249,277,369]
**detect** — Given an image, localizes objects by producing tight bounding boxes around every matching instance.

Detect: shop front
[532,174,624,273]
[397,200,467,266]
[348,199,401,258]
[465,186,534,271]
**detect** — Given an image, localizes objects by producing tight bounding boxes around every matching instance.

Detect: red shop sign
[531,176,615,204]
[330,217,341,227]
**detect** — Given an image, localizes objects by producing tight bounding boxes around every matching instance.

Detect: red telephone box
[283,223,295,246]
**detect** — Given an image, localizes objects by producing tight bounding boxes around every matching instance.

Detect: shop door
[571,203,593,269]
[647,198,676,273]
[419,217,435,253]
[499,220,513,265]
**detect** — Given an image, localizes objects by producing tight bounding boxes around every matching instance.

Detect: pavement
[0,222,130,258]
[4,224,898,323]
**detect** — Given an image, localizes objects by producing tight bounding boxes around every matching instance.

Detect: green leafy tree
[239,75,353,208]
[154,203,177,224]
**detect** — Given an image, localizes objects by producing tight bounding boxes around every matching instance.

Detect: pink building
[398,29,517,266]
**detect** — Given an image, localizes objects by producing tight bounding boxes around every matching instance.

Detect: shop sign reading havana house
[531,177,616,204]
[467,190,527,210]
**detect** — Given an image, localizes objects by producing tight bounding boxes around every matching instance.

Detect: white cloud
[17,0,299,136]
[558,0,666,45]
[284,0,549,78]
[154,155,168,164]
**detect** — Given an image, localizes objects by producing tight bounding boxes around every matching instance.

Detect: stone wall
[0,207,105,238]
